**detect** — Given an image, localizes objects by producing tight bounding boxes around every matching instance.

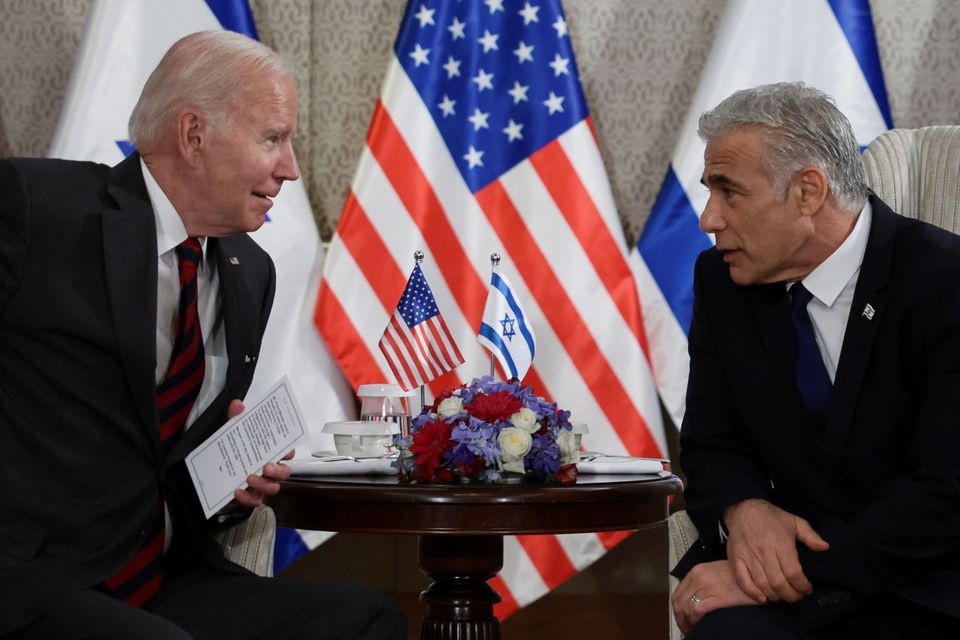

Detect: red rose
[455,456,486,478]
[410,420,454,478]
[467,391,522,423]
[555,463,579,485]
[412,465,455,484]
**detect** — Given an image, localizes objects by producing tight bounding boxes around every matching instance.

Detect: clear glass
[358,384,412,436]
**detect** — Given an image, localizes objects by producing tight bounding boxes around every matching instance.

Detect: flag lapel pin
[862,303,876,320]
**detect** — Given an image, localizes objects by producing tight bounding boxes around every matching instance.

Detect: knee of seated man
[684,604,804,640]
[353,585,407,639]
[314,581,407,639]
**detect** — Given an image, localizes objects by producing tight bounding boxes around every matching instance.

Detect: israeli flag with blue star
[477,269,536,382]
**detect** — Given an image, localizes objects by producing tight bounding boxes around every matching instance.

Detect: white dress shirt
[141,159,228,423]
[792,200,873,382]
[721,200,872,543]
[142,160,230,544]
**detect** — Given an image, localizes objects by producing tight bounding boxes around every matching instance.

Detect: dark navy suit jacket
[675,195,960,627]
[0,153,275,634]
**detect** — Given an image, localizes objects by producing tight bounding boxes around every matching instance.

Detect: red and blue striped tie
[102,237,205,607]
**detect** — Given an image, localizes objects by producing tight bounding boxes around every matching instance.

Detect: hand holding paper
[236,445,295,507]
[186,377,307,518]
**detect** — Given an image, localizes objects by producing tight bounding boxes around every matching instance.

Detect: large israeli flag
[631,0,892,428]
[50,0,354,571]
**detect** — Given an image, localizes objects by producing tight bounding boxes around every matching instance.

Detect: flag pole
[414,249,427,412]
[488,252,500,379]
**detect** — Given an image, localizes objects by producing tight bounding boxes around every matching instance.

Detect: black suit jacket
[675,195,960,627]
[0,154,275,634]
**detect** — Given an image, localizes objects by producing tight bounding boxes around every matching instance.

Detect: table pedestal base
[418,535,503,640]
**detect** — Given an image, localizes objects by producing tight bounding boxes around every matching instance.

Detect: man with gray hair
[0,31,405,639]
[671,82,960,638]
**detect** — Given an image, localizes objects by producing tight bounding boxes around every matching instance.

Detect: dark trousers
[685,595,960,640]
[8,565,406,640]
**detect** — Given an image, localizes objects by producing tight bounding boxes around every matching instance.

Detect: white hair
[698,82,868,212]
[129,31,294,148]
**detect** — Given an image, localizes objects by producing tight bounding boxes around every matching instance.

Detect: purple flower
[398,376,576,484]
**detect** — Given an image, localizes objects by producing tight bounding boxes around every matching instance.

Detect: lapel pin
[229,257,240,265]
[245,354,257,363]
[862,303,875,320]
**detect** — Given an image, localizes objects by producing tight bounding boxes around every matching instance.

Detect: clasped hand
[225,399,294,508]
[672,499,829,633]
[723,498,829,603]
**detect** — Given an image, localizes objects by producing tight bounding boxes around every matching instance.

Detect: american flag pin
[229,257,240,265]
[862,303,875,320]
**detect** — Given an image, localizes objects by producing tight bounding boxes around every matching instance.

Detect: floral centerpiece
[394,376,579,484]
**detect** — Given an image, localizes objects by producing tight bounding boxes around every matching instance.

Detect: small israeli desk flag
[477,258,536,382]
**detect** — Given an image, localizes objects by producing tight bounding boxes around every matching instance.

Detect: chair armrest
[212,504,276,577]
[668,510,699,640]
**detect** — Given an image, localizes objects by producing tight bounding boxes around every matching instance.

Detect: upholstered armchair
[862,125,960,230]
[212,505,277,577]
[666,125,960,639]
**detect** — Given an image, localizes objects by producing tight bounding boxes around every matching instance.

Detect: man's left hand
[225,399,295,508]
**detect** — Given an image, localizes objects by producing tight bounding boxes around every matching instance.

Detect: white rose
[498,427,532,461]
[436,396,464,419]
[501,458,526,474]
[557,429,580,464]
[509,407,539,433]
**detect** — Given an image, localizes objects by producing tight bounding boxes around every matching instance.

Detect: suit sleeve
[679,251,776,556]
[0,160,30,316]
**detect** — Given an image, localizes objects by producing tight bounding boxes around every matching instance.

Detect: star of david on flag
[379,263,465,391]
[478,269,536,382]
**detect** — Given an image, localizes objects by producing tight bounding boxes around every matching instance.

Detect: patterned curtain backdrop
[1,0,959,244]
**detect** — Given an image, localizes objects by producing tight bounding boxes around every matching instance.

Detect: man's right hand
[672,560,758,634]
[723,498,830,603]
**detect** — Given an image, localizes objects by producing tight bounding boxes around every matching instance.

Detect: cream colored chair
[213,505,277,576]
[668,510,699,640]
[666,125,960,639]
[862,125,960,230]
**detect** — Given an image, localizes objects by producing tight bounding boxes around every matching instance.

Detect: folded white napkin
[577,455,665,475]
[287,456,397,476]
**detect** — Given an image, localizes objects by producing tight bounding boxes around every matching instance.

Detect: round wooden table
[270,473,682,640]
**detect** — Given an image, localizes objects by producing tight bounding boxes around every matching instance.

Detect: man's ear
[177,110,205,162]
[796,166,829,216]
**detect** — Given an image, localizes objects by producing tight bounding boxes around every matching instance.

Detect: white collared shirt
[791,200,873,381]
[720,202,872,545]
[141,158,228,426]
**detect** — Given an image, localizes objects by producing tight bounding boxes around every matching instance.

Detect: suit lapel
[750,283,795,382]
[103,153,160,454]
[824,196,895,458]
[213,237,259,390]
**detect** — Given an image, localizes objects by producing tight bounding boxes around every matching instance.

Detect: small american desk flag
[379,263,465,391]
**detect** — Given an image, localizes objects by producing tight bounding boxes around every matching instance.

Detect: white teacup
[322,420,399,458]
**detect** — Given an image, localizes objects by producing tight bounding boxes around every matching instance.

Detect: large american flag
[316,0,666,616]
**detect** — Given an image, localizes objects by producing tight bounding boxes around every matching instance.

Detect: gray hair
[129,31,294,149]
[698,82,868,212]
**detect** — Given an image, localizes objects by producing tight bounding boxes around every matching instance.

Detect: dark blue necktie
[790,283,832,415]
